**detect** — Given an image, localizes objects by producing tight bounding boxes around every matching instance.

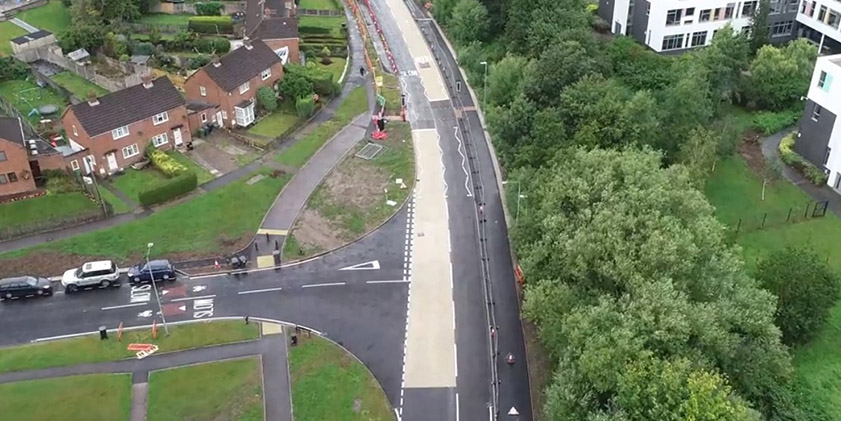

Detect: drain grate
[356,143,384,160]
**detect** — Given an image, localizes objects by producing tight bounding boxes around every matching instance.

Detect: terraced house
[61,76,191,176]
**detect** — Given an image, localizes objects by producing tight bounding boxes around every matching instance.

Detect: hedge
[188,16,233,34]
[298,26,334,35]
[753,109,800,135]
[147,148,188,177]
[138,171,198,206]
[779,133,828,185]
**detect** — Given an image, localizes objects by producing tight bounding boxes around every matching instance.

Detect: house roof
[0,117,24,147]
[186,100,218,112]
[68,77,185,137]
[251,17,298,40]
[246,0,293,36]
[202,39,282,92]
[11,30,52,45]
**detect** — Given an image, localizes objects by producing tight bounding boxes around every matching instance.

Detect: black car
[127,260,177,284]
[0,276,53,301]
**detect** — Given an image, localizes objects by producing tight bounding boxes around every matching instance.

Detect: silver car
[61,260,121,293]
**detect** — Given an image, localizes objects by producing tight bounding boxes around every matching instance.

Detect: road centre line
[237,287,284,295]
[170,294,216,302]
[366,280,410,284]
[302,282,346,288]
[101,302,147,311]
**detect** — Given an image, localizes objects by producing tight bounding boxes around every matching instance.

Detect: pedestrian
[359,66,365,77]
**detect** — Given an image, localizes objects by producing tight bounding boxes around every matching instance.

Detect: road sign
[127,343,156,351]
[339,260,381,271]
[376,94,386,106]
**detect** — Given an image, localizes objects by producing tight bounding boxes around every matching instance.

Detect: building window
[200,86,206,97]
[818,71,828,88]
[70,159,80,171]
[829,10,840,28]
[0,151,5,162]
[835,173,841,189]
[200,112,207,123]
[222,110,228,120]
[770,0,781,13]
[662,34,685,51]
[152,112,169,125]
[812,104,822,121]
[666,9,682,25]
[691,31,708,46]
[806,0,816,16]
[261,68,271,80]
[152,133,168,147]
[112,125,129,140]
[685,7,695,15]
[788,1,799,12]
[6,172,16,183]
[700,9,711,21]
[725,3,736,18]
[122,143,139,159]
[742,1,756,16]
[646,3,650,15]
[770,20,793,36]
[818,5,827,21]
[72,125,78,136]
[0,174,6,184]
[825,147,832,164]
[239,81,250,94]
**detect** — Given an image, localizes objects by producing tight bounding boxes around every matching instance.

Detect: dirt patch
[291,210,344,253]
[739,139,767,175]
[325,159,390,212]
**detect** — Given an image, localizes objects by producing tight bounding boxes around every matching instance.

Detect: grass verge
[98,186,132,214]
[275,85,368,168]
[147,357,263,421]
[16,0,71,33]
[0,374,131,421]
[0,320,258,374]
[289,333,392,420]
[300,0,341,10]
[52,71,109,99]
[0,192,97,227]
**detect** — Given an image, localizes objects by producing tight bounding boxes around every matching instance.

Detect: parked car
[61,260,121,293]
[0,276,53,301]
[127,260,177,284]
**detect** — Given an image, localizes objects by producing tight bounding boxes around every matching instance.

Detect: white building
[796,0,841,53]
[794,54,841,190]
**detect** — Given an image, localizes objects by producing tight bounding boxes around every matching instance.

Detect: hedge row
[138,171,198,206]
[779,133,828,185]
[188,16,233,34]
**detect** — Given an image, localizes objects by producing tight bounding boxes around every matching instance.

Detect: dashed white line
[237,287,284,295]
[301,282,346,288]
[101,302,147,311]
[171,294,216,302]
[367,280,410,284]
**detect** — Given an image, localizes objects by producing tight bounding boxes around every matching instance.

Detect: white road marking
[102,302,147,311]
[192,285,207,292]
[237,287,284,295]
[339,260,381,271]
[366,280,410,284]
[171,294,216,302]
[302,282,346,288]
[453,126,473,197]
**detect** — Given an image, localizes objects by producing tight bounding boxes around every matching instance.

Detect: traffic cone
[214,260,220,270]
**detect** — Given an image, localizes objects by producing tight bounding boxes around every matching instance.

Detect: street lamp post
[503,180,527,222]
[146,243,169,335]
[480,61,488,112]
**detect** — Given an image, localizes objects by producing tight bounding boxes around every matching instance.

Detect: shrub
[296,95,316,118]
[146,147,188,177]
[590,15,610,33]
[298,26,332,35]
[212,37,230,53]
[195,1,224,16]
[257,86,278,112]
[779,133,829,185]
[187,16,233,34]
[586,3,599,14]
[194,37,229,54]
[0,57,31,81]
[45,172,82,194]
[132,41,156,56]
[167,31,196,51]
[320,46,332,64]
[280,65,315,100]
[188,55,211,70]
[138,171,198,206]
[778,134,798,165]
[753,109,800,135]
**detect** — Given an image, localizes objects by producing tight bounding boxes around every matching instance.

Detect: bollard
[245,316,250,325]
[291,333,298,346]
[275,240,279,250]
[265,232,269,242]
[99,326,108,340]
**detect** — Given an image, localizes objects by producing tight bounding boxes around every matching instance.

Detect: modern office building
[796,0,841,53]
[794,54,841,190]
[599,0,799,52]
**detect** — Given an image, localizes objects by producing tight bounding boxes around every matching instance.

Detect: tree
[697,25,749,108]
[279,65,314,100]
[486,54,532,107]
[449,0,490,43]
[257,86,278,112]
[679,128,718,185]
[505,0,590,57]
[606,36,674,91]
[761,158,782,201]
[58,24,105,52]
[756,247,840,345]
[659,64,713,162]
[749,0,771,54]
[525,40,601,106]
[747,40,818,110]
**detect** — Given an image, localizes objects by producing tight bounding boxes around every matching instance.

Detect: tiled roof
[68,77,185,137]
[0,117,24,146]
[11,30,52,45]
[202,39,282,92]
[252,17,298,40]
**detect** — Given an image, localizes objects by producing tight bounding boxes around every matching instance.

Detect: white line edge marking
[170,294,216,302]
[455,392,460,421]
[301,282,346,288]
[237,287,284,295]
[101,302,148,311]
[366,280,410,284]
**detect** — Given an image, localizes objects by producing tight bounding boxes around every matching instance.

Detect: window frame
[111,125,130,140]
[0,174,6,184]
[819,71,828,88]
[812,104,823,121]
[239,81,250,94]
[691,31,708,47]
[666,9,683,25]
[200,86,207,97]
[261,68,271,81]
[122,143,140,159]
[200,112,207,123]
[742,1,756,16]
[152,112,169,126]
[72,125,78,137]
[0,151,5,162]
[152,133,169,148]
[699,9,711,21]
[661,34,685,51]
[70,159,80,171]
[6,172,16,183]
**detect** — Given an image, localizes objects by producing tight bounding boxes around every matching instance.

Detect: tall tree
[449,0,490,43]
[486,54,533,107]
[749,0,771,54]
[505,0,590,57]
[747,40,818,110]
[659,64,713,162]
[679,128,719,185]
[525,40,601,107]
[697,25,750,108]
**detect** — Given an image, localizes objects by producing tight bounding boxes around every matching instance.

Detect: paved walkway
[10,18,38,33]
[760,131,841,218]
[0,323,293,421]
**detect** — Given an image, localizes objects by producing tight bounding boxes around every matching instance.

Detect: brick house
[0,117,37,197]
[61,76,191,176]
[245,0,300,64]
[183,39,284,129]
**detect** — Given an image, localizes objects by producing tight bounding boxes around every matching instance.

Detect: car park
[61,260,121,293]
[0,276,53,301]
[127,259,177,284]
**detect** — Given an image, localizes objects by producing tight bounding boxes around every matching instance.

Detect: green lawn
[111,168,168,202]
[315,56,347,83]
[380,72,402,114]
[1,168,291,261]
[0,79,67,124]
[0,320,258,374]
[248,110,301,140]
[276,85,368,168]
[289,334,392,420]
[300,15,346,36]
[0,21,27,56]
[51,71,108,99]
[300,0,341,10]
[148,357,263,421]
[0,192,97,228]
[98,186,132,214]
[16,0,71,33]
[166,150,215,184]
[0,374,131,421]
[138,13,192,26]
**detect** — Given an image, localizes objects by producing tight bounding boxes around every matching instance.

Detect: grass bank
[0,192,97,228]
[0,374,131,421]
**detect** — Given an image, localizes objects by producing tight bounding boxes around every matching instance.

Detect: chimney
[243,37,253,50]
[86,91,99,106]
[142,74,153,89]
[211,55,221,67]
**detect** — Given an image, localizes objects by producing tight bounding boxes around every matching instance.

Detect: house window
[0,174,6,184]
[742,1,756,16]
[666,9,682,25]
[829,10,840,28]
[686,7,695,15]
[200,113,207,123]
[0,151,5,162]
[818,71,828,88]
[152,112,169,125]
[770,20,793,36]
[662,34,685,51]
[70,159,80,171]
[152,133,168,147]
[818,5,827,21]
[112,125,129,140]
[6,172,16,183]
[222,110,228,120]
[200,86,207,97]
[700,9,711,21]
[825,147,832,164]
[122,143,139,159]
[812,104,822,121]
[239,81,250,94]
[725,3,735,18]
[72,125,78,136]
[261,68,271,80]
[691,31,708,47]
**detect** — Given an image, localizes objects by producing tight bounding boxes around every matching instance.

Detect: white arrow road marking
[192,285,207,293]
[508,407,519,416]
[137,310,153,318]
[178,305,186,312]
[161,290,169,296]
[339,260,381,271]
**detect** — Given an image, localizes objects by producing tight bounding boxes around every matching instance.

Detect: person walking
[359,66,365,77]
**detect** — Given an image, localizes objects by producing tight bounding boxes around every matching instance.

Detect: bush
[0,57,31,81]
[188,55,211,70]
[138,171,198,206]
[779,133,829,185]
[194,37,230,54]
[167,31,196,51]
[280,65,315,100]
[195,1,224,16]
[45,172,82,194]
[146,147,188,177]
[590,15,610,33]
[187,16,233,34]
[298,26,333,35]
[296,95,316,118]
[586,3,599,14]
[131,41,156,56]
[753,109,800,135]
[212,37,230,53]
[257,86,278,112]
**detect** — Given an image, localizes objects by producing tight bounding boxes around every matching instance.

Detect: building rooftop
[201,39,282,92]
[11,30,52,45]
[0,117,25,147]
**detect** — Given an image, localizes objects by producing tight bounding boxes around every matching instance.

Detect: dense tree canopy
[747,39,817,111]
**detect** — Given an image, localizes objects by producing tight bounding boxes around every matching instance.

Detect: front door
[173,128,183,147]
[106,152,118,172]
[216,111,223,127]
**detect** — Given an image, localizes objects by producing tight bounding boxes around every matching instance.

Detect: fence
[730,200,830,234]
[151,1,246,15]
[123,22,187,34]
[15,47,140,92]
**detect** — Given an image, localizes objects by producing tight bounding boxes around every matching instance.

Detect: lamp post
[503,180,527,222]
[146,243,169,335]
[480,61,488,112]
